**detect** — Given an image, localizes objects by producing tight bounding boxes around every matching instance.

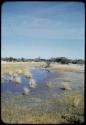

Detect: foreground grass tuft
[46,82,54,88]
[29,79,37,88]
[13,76,21,84]
[61,82,71,90]
[22,87,30,95]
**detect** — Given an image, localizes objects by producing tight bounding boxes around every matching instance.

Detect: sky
[1,2,85,59]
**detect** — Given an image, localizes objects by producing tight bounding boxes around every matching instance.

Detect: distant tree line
[1,57,84,64]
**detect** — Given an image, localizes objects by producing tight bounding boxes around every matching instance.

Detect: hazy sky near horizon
[1,2,85,59]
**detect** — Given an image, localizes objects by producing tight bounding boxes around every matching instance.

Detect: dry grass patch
[46,82,54,88]
[61,82,72,90]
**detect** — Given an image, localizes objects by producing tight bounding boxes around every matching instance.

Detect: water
[1,68,84,97]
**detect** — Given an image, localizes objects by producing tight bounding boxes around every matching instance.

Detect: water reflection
[1,68,84,96]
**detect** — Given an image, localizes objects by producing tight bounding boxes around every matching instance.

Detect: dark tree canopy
[1,57,84,64]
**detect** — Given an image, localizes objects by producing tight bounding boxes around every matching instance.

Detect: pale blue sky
[1,2,85,59]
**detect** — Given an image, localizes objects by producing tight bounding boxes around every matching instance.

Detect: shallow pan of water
[1,68,84,97]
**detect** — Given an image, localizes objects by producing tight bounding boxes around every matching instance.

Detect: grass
[13,76,21,84]
[1,63,32,80]
[22,87,31,95]
[73,97,80,107]
[23,70,32,78]
[46,82,54,88]
[1,75,6,81]
[63,79,72,82]
[1,64,24,74]
[61,114,83,123]
[1,92,84,124]
[9,76,14,82]
[1,105,64,124]
[1,62,84,123]
[17,70,23,74]
[49,92,84,122]
[61,82,72,90]
[29,79,37,88]
[1,62,84,75]
[50,63,84,72]
[8,71,13,75]
[13,73,18,77]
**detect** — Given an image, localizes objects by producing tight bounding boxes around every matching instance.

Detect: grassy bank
[1,61,84,74]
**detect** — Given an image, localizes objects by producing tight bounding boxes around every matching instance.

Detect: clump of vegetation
[23,69,32,78]
[73,97,80,107]
[13,76,21,84]
[63,79,72,82]
[22,87,30,95]
[29,79,37,88]
[17,70,23,74]
[8,71,13,75]
[61,114,83,124]
[61,82,71,90]
[46,82,53,88]
[13,73,18,78]
[1,75,6,81]
[45,61,51,68]
[1,75,9,81]
[9,75,14,81]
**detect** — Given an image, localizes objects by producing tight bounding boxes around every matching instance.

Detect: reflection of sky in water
[1,68,84,96]
[1,74,29,93]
